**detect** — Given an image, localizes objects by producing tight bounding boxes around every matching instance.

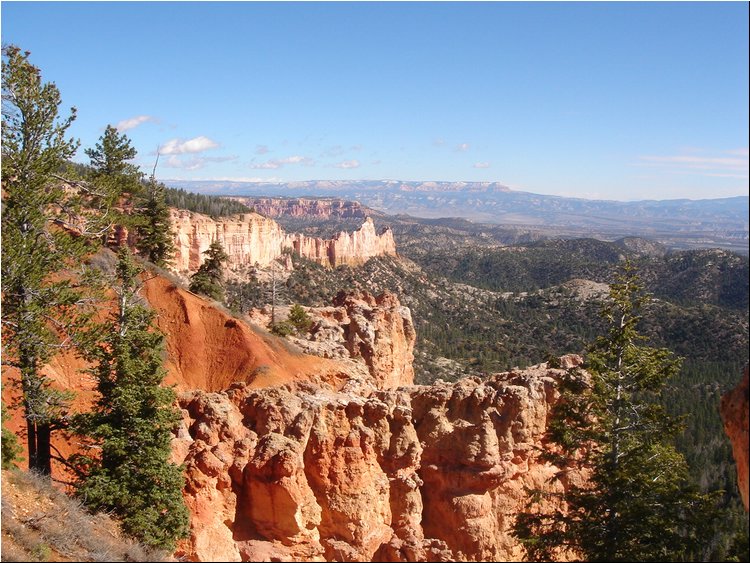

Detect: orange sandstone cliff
[0,269,365,475]
[721,365,749,511]
[173,356,585,562]
[169,210,396,274]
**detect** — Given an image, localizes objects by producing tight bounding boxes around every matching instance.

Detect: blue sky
[2,1,748,201]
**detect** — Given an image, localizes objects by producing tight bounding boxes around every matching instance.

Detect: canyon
[1,249,584,562]
[3,203,747,561]
[169,210,396,273]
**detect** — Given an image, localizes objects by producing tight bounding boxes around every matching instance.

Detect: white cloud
[255,144,270,155]
[115,115,156,132]
[279,155,314,165]
[162,154,237,170]
[473,161,490,169]
[455,143,470,152]
[251,155,315,169]
[334,159,361,169]
[251,161,281,169]
[159,136,219,155]
[177,176,281,183]
[636,149,749,178]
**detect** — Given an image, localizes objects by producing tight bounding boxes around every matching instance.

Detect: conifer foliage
[188,240,229,300]
[84,124,143,239]
[513,262,718,561]
[135,176,174,267]
[72,248,189,551]
[1,45,89,475]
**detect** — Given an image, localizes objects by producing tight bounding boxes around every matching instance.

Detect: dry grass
[1,469,169,562]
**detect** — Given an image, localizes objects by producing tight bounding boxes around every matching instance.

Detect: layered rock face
[174,356,584,562]
[721,365,749,510]
[170,210,287,274]
[294,291,416,389]
[169,210,395,274]
[289,218,396,269]
[230,197,368,219]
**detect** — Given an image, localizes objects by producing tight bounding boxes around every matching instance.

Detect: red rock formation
[230,197,368,219]
[174,356,585,562]
[170,210,288,274]
[289,218,396,268]
[0,265,357,477]
[721,365,749,511]
[264,291,416,391]
[332,291,416,389]
[169,210,396,274]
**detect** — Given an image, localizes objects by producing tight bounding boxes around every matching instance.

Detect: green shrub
[2,402,23,469]
[270,321,295,337]
[288,304,313,334]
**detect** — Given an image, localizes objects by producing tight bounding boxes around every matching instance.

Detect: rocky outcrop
[230,197,369,220]
[174,356,585,562]
[1,262,361,477]
[260,291,416,390]
[169,210,396,274]
[332,291,415,389]
[721,365,749,511]
[170,210,288,274]
[288,218,396,269]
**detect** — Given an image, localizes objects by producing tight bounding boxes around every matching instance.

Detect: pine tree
[135,177,174,267]
[513,262,719,561]
[288,303,312,335]
[1,45,89,475]
[84,125,143,239]
[72,247,189,551]
[85,125,139,180]
[189,240,229,301]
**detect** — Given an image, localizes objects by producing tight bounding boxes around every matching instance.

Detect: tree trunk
[27,418,38,471]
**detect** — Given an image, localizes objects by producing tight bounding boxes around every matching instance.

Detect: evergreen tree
[189,240,229,300]
[84,125,143,239]
[513,262,719,561]
[85,124,139,180]
[72,247,189,551]
[288,304,312,335]
[1,45,89,475]
[135,177,174,267]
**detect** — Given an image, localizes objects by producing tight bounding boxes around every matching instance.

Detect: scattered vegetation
[2,45,188,550]
[1,469,168,562]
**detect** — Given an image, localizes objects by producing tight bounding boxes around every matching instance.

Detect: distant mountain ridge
[167,179,749,253]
